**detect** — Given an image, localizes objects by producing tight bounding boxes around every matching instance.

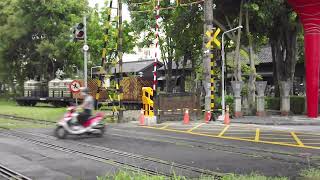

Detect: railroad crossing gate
[142,87,156,125]
[142,87,154,116]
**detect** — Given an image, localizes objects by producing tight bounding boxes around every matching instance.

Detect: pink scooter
[54,106,105,139]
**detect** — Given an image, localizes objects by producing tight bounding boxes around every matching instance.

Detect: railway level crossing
[142,123,320,150]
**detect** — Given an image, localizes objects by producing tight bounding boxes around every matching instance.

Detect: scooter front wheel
[54,126,68,139]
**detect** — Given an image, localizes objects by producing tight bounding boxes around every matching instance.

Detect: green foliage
[300,168,320,179]
[265,96,305,114]
[97,171,291,180]
[97,171,166,180]
[290,96,305,114]
[0,0,136,90]
[265,97,280,110]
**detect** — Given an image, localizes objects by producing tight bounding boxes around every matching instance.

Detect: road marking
[291,132,304,147]
[261,137,295,140]
[303,143,320,145]
[141,126,320,150]
[255,128,260,142]
[187,123,205,132]
[160,124,169,129]
[218,125,229,137]
[262,134,292,137]
[225,132,254,135]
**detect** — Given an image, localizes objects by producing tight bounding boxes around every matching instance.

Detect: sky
[88,0,131,22]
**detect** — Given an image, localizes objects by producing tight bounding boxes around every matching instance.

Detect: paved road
[1,123,320,179]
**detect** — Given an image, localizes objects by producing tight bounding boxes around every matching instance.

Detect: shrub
[290,96,305,114]
[265,97,280,110]
[265,96,305,114]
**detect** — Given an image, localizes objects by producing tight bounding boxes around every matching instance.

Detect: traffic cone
[183,109,190,125]
[224,105,230,125]
[139,109,145,126]
[205,111,211,123]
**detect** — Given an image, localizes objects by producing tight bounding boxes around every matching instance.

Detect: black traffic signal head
[74,23,85,40]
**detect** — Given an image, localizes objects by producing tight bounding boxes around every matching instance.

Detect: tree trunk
[270,15,298,97]
[165,57,173,93]
[180,51,190,92]
[246,3,256,112]
[234,0,244,81]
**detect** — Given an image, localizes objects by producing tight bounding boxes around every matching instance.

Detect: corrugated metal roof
[227,46,272,64]
[113,59,155,73]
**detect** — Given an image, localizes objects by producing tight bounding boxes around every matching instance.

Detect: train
[15,77,152,109]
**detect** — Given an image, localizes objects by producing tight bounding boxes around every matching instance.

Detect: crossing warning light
[74,23,85,40]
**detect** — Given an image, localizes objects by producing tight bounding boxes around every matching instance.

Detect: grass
[300,168,320,179]
[0,118,52,129]
[98,169,320,180]
[97,171,288,180]
[0,100,68,122]
[0,100,114,124]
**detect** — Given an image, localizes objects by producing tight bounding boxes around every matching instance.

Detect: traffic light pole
[83,16,88,88]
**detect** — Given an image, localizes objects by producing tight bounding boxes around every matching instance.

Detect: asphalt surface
[1,123,320,179]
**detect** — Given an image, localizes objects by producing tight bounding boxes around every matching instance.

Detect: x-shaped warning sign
[206,28,221,49]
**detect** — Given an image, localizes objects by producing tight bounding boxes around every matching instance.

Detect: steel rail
[3,129,223,179]
[0,164,32,180]
[0,130,223,179]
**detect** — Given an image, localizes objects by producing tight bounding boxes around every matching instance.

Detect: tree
[0,0,88,92]
[250,0,301,96]
[127,0,203,93]
[0,0,137,94]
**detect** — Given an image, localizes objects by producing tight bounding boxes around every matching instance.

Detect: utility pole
[118,0,124,122]
[83,16,88,88]
[203,0,214,112]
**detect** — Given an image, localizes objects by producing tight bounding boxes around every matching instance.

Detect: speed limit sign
[69,80,82,93]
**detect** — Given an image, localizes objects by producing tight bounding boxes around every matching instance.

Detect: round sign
[69,80,81,93]
[83,45,89,51]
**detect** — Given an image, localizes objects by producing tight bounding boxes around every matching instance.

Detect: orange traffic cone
[183,109,190,125]
[205,111,211,123]
[224,105,230,125]
[139,109,145,126]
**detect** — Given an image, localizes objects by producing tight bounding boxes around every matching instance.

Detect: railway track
[0,114,316,176]
[0,164,32,180]
[0,114,317,167]
[0,129,223,179]
[109,128,320,167]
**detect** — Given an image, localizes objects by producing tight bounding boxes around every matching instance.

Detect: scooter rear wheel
[54,126,68,139]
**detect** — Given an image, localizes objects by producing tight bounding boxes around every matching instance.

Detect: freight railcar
[15,77,152,109]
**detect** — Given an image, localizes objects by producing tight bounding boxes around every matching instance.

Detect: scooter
[54,106,106,139]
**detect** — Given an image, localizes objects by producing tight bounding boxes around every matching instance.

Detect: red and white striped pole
[153,0,160,91]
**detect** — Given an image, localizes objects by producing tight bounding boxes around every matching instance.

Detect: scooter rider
[77,87,95,125]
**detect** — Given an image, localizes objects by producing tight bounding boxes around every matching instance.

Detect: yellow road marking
[303,143,320,145]
[160,124,169,129]
[262,134,292,137]
[225,132,254,135]
[255,128,260,142]
[187,123,205,132]
[261,137,296,140]
[291,132,304,147]
[141,126,320,150]
[218,125,229,137]
[226,130,256,132]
